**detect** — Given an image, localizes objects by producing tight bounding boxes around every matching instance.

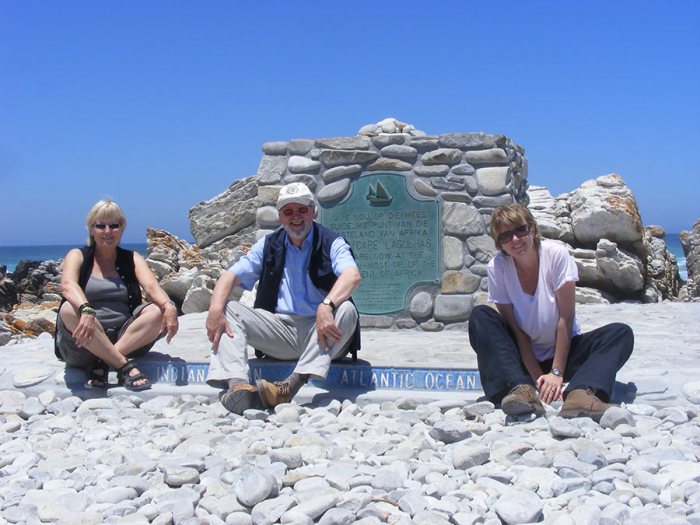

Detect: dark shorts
[56,303,160,368]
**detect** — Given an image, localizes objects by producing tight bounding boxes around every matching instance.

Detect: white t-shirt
[487,239,581,361]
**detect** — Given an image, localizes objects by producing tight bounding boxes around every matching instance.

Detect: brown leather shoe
[559,388,614,422]
[257,379,295,408]
[501,384,545,417]
[220,383,265,414]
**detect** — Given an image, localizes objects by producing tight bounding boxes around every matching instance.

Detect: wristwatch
[322,298,336,311]
[551,368,562,377]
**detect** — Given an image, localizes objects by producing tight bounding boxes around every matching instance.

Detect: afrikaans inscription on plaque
[318,173,440,314]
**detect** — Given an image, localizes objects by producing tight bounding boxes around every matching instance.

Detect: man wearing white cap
[205,182,362,414]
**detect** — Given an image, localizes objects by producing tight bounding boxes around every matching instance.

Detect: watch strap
[322,298,336,311]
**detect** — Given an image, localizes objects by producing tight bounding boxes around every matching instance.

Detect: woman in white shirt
[468,203,634,420]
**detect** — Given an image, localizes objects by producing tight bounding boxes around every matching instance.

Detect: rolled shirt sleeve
[228,237,265,290]
[330,237,358,276]
[487,254,511,304]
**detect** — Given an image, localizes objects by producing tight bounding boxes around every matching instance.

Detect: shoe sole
[501,398,545,417]
[221,389,265,414]
[84,381,108,390]
[559,409,606,422]
[124,383,152,392]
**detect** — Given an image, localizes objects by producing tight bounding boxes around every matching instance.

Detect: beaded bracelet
[78,303,97,316]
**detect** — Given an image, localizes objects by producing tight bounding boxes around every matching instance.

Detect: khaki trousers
[206,300,358,389]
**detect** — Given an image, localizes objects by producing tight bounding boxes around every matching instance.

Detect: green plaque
[319,173,440,314]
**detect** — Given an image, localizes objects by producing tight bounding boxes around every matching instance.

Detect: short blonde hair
[489,203,540,252]
[85,199,127,246]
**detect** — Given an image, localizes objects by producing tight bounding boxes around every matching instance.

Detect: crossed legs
[57,302,164,387]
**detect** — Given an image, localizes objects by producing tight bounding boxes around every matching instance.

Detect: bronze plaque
[318,173,440,314]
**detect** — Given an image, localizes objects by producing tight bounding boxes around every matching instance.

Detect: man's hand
[206,308,233,351]
[536,373,564,404]
[316,304,342,352]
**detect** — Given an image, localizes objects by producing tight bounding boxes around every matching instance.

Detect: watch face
[552,368,561,377]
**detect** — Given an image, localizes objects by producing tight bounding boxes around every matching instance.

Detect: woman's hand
[536,373,564,404]
[161,303,179,343]
[73,312,97,348]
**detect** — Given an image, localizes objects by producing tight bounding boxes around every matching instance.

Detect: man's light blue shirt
[229,228,357,317]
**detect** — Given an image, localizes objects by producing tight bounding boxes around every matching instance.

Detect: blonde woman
[468,203,634,421]
[55,199,178,390]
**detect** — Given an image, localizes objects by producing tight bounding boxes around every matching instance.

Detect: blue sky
[1,0,698,245]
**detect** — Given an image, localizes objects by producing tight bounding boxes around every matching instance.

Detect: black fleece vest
[253,222,361,353]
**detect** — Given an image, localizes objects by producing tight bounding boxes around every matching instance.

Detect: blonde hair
[85,199,127,246]
[489,203,540,252]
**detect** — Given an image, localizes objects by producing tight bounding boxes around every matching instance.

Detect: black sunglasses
[497,224,530,245]
[94,223,121,231]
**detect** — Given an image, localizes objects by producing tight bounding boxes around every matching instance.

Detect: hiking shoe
[559,388,614,422]
[221,383,265,414]
[257,379,297,408]
[501,384,545,417]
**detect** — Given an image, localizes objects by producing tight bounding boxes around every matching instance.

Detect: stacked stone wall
[249,126,528,330]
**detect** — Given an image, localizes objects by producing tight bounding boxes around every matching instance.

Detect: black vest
[253,222,361,353]
[54,245,142,359]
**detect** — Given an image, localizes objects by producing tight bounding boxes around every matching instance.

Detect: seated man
[205,182,362,414]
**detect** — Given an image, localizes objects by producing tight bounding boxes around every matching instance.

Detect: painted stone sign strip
[145,362,483,392]
[251,365,481,392]
[318,173,440,314]
[147,362,210,385]
[324,366,482,392]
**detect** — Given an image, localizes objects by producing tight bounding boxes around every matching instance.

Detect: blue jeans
[468,305,634,402]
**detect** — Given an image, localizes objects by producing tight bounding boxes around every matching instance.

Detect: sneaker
[559,388,614,422]
[220,383,265,414]
[501,384,545,417]
[257,379,296,409]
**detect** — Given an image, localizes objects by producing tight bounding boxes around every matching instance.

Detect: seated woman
[468,203,634,421]
[55,199,178,390]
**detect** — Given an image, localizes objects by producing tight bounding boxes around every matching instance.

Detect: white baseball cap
[276,182,315,210]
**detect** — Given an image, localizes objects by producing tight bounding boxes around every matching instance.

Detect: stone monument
[249,117,528,331]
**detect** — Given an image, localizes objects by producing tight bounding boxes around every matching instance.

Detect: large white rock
[181,275,215,314]
[526,186,574,243]
[494,489,543,524]
[573,240,644,296]
[475,166,509,195]
[682,381,700,404]
[568,174,644,248]
[13,367,55,388]
[160,267,201,304]
[189,176,260,248]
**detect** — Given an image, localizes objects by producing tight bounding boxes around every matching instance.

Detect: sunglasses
[93,223,121,231]
[497,224,530,245]
[281,206,310,217]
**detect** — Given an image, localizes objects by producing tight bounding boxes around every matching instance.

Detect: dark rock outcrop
[11,259,63,304]
[680,219,700,300]
[0,260,62,343]
[0,266,18,312]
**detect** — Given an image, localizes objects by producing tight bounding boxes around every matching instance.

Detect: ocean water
[0,238,689,280]
[0,244,148,273]
[666,233,687,281]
